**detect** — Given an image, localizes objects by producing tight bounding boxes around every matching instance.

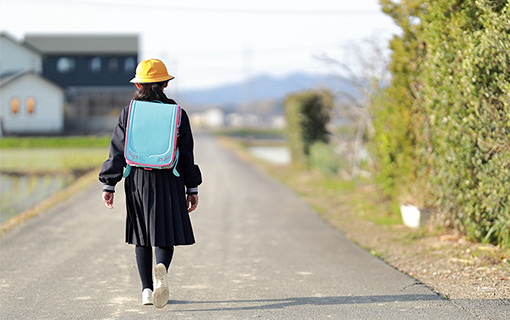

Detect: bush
[284,90,333,165]
[374,0,425,200]
[309,142,342,174]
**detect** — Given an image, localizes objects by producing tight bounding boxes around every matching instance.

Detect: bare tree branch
[315,34,390,178]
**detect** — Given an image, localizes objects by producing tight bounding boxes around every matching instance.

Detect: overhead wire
[25,0,381,15]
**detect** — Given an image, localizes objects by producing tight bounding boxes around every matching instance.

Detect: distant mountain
[180,72,356,111]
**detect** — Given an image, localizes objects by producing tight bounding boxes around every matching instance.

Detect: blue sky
[0,0,400,90]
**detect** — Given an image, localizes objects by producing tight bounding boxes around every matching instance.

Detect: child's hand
[102,191,114,209]
[187,194,199,213]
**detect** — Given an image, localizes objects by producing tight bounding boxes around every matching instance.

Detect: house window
[10,97,20,114]
[124,57,136,73]
[108,58,119,73]
[26,97,36,115]
[57,57,76,74]
[90,57,102,73]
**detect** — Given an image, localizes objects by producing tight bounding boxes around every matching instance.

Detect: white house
[0,32,42,75]
[0,71,64,134]
[0,32,64,134]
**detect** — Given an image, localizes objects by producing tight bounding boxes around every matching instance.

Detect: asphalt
[1,132,508,319]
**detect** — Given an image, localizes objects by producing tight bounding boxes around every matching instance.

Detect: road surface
[1,132,508,319]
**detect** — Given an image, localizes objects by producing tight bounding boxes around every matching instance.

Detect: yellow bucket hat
[130,59,175,83]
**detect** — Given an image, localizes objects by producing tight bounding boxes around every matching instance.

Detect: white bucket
[400,204,421,228]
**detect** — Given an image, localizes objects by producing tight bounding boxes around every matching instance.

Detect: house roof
[0,70,63,90]
[1,32,42,55]
[0,70,27,87]
[24,34,139,55]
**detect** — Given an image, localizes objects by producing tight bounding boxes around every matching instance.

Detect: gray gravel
[1,133,505,319]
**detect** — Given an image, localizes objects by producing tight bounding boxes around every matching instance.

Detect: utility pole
[242,43,253,112]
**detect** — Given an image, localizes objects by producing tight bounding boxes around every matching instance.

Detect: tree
[318,35,390,177]
[284,90,333,166]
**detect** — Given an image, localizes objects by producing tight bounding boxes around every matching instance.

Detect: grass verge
[0,135,111,149]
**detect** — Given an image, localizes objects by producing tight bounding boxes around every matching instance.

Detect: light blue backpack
[122,100,181,178]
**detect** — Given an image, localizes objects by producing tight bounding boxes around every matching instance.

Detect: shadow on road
[167,294,443,312]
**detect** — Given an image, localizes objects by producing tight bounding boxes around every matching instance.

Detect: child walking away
[99,59,202,308]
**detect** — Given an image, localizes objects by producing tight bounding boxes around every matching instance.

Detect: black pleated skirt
[124,166,195,247]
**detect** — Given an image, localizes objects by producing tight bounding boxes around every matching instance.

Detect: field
[0,148,109,174]
[0,136,111,149]
[0,136,110,223]
[0,136,110,173]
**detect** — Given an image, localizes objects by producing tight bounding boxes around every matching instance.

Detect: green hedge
[377,0,510,246]
[418,0,510,245]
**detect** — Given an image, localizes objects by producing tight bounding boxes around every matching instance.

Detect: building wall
[0,74,64,134]
[42,54,137,87]
[0,36,42,75]
[64,86,135,133]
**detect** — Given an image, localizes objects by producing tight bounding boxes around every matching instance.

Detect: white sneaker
[142,288,153,305]
[152,263,169,308]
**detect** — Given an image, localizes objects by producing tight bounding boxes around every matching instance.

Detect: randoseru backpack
[122,100,181,178]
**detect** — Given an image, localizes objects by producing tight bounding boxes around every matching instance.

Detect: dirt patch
[338,220,509,300]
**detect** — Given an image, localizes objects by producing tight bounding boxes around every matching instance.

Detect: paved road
[1,133,508,319]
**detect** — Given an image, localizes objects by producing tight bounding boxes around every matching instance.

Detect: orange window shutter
[26,97,36,114]
[11,97,20,114]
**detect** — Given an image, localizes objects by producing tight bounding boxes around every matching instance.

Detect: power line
[150,36,392,58]
[34,0,381,15]
[144,42,345,57]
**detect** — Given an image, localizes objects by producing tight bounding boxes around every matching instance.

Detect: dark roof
[24,34,139,54]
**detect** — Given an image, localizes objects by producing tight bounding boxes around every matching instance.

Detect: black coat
[99,101,202,247]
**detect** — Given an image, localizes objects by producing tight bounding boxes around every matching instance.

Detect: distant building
[226,113,244,128]
[24,34,139,133]
[0,33,42,74]
[0,33,64,134]
[189,108,225,128]
[270,114,286,129]
[0,71,64,134]
[0,32,139,134]
[202,108,225,128]
[24,34,138,87]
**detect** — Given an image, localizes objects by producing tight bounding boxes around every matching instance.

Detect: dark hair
[133,81,176,104]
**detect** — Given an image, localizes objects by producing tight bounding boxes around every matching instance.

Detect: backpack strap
[123,165,132,178]
[172,149,180,177]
